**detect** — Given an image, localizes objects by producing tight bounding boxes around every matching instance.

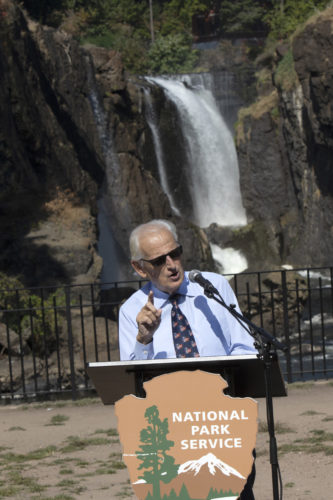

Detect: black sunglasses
[140,245,183,267]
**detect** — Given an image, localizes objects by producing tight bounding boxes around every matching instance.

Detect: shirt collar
[150,272,196,308]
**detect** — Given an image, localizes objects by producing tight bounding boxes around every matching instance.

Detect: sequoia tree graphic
[136,405,178,500]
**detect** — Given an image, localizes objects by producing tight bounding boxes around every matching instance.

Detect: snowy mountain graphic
[132,452,247,497]
[178,452,245,479]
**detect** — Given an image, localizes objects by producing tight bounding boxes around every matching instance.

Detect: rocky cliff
[0,0,103,285]
[0,0,212,287]
[1,0,332,289]
[236,8,333,268]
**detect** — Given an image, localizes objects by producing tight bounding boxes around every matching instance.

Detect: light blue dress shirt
[119,271,257,360]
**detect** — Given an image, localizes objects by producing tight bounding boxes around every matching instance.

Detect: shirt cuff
[133,340,154,360]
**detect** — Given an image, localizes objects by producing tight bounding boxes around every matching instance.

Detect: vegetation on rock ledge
[20,0,332,74]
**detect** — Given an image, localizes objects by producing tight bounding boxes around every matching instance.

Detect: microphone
[188,270,219,295]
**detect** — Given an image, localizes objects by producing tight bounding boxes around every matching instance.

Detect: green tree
[178,484,191,499]
[23,0,332,74]
[218,0,273,35]
[206,486,238,498]
[21,0,88,26]
[160,0,211,35]
[264,0,330,40]
[136,405,178,500]
[147,33,198,74]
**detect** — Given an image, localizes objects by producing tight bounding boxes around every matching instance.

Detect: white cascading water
[92,68,248,280]
[143,88,180,216]
[88,74,130,282]
[210,243,248,277]
[146,75,247,228]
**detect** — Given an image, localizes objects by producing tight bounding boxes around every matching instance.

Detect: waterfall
[143,88,180,216]
[146,74,247,228]
[90,67,248,280]
[88,72,130,282]
[88,75,120,175]
[210,243,248,277]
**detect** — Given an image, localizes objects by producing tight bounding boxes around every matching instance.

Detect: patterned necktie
[171,294,199,358]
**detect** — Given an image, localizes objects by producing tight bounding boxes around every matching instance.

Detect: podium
[87,354,287,404]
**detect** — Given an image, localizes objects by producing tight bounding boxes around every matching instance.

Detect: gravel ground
[0,380,332,499]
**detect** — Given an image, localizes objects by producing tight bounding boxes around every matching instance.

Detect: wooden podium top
[87,354,287,404]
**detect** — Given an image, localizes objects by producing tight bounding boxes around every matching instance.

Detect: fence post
[65,286,77,400]
[281,270,292,383]
[4,301,14,399]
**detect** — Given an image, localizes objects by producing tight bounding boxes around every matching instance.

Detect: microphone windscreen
[188,269,201,283]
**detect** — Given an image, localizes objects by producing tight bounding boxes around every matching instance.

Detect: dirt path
[0,380,332,499]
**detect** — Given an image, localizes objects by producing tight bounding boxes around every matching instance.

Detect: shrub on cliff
[0,273,65,357]
[264,0,331,40]
[274,48,298,91]
[147,34,199,75]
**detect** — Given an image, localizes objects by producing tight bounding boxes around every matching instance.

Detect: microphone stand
[203,284,288,500]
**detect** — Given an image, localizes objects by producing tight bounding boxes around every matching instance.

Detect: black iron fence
[0,267,332,402]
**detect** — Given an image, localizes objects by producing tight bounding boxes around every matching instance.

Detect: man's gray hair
[129,219,178,260]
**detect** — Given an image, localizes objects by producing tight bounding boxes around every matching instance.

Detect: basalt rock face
[236,9,333,268]
[0,0,212,287]
[0,0,103,285]
[291,10,333,265]
[2,1,333,287]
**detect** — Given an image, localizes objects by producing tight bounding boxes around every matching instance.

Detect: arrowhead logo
[115,370,258,499]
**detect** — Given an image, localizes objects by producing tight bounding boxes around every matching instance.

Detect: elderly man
[118,219,257,500]
[119,219,256,361]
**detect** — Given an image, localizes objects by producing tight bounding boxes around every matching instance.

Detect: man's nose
[165,254,176,267]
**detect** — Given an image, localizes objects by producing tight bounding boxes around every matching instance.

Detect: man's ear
[131,260,147,279]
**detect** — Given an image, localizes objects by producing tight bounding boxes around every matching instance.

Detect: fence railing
[0,267,332,401]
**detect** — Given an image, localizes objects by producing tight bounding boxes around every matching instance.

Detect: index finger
[147,290,154,305]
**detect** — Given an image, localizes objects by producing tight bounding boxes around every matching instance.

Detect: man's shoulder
[201,271,223,279]
[193,270,228,285]
[185,270,230,295]
[120,282,151,312]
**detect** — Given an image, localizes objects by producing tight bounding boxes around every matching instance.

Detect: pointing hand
[136,291,162,345]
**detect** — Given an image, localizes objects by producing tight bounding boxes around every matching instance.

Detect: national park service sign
[115,370,258,500]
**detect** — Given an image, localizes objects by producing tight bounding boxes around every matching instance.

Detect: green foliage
[83,0,148,30]
[264,0,331,40]
[22,0,206,74]
[137,405,178,500]
[206,487,238,498]
[21,0,70,26]
[0,273,27,308]
[148,34,199,74]
[270,106,280,121]
[158,484,191,499]
[274,48,298,91]
[82,24,150,73]
[0,272,65,356]
[81,24,117,48]
[46,414,70,426]
[21,0,333,74]
[178,484,191,499]
[78,0,151,72]
[160,0,211,35]
[219,0,272,35]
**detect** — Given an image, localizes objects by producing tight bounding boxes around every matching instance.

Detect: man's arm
[218,276,257,355]
[119,291,162,360]
[198,272,257,356]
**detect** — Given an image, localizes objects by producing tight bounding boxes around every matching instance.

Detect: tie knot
[170,293,181,306]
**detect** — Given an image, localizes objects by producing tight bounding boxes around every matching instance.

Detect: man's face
[131,229,184,295]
